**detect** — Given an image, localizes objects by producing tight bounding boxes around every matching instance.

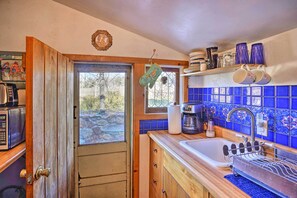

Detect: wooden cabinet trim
[64,54,188,66]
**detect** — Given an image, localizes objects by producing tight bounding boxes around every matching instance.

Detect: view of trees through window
[79,72,126,145]
[146,67,179,113]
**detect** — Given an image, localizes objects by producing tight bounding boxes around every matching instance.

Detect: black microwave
[0,107,25,150]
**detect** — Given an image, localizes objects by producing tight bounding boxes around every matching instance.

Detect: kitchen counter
[148,130,249,198]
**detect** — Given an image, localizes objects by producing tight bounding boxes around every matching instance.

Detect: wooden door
[74,64,131,198]
[25,37,74,197]
[162,168,189,198]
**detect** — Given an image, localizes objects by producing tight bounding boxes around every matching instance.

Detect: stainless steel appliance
[181,103,204,134]
[0,83,19,107]
[0,107,25,150]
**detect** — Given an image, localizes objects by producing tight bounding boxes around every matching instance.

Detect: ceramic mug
[200,62,207,71]
[252,65,271,85]
[233,65,256,84]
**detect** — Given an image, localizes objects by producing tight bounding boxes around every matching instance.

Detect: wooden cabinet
[149,138,214,198]
[149,139,163,198]
[163,152,213,198]
[163,168,189,198]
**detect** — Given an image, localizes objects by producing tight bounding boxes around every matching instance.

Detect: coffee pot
[181,103,204,134]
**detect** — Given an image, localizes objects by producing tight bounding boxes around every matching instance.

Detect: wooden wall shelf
[0,142,26,173]
[181,64,260,77]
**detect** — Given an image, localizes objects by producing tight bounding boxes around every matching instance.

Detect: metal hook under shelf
[149,49,156,65]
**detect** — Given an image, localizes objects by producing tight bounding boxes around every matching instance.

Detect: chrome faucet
[226,107,255,144]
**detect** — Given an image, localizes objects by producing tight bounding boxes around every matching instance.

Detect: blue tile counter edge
[188,85,297,149]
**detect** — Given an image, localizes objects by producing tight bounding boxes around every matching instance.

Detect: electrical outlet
[262,120,268,136]
[256,113,268,136]
[257,120,268,136]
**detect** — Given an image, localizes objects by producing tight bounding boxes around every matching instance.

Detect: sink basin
[179,138,236,168]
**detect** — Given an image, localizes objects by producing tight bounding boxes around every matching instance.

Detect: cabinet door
[162,168,189,198]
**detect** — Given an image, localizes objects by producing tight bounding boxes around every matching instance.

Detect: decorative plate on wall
[91,30,113,51]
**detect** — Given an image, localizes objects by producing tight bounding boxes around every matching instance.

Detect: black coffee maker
[181,103,204,134]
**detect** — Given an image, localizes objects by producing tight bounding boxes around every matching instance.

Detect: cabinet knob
[162,189,167,197]
[153,148,158,153]
[153,179,157,184]
[153,163,158,168]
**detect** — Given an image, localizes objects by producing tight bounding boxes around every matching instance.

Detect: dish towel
[139,63,162,88]
[224,174,282,198]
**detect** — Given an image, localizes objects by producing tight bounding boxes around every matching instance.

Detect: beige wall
[0,0,187,60]
[189,27,297,87]
[0,1,187,197]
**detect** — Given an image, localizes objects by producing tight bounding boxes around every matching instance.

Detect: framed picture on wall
[0,52,26,82]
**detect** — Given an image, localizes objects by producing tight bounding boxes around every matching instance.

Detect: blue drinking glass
[250,43,264,64]
[235,42,249,64]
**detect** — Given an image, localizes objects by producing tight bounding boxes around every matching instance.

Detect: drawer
[150,163,161,182]
[150,140,162,180]
[150,177,162,198]
[149,181,159,198]
[149,139,163,198]
[150,140,162,163]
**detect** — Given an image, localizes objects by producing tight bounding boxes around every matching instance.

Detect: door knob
[34,165,51,180]
[20,169,27,178]
[20,169,33,184]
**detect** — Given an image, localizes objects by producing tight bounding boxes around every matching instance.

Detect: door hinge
[78,172,81,186]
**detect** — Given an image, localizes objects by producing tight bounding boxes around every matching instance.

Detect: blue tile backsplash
[139,119,168,134]
[188,85,297,149]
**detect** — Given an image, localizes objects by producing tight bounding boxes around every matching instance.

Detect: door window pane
[79,72,126,145]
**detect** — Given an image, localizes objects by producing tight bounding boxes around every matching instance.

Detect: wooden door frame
[73,63,132,198]
[65,54,188,198]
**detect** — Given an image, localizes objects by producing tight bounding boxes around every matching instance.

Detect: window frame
[145,66,180,114]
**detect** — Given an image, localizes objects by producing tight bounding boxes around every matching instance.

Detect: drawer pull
[153,148,158,153]
[162,189,167,197]
[153,163,158,168]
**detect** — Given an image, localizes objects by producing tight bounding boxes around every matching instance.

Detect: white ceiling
[53,0,297,54]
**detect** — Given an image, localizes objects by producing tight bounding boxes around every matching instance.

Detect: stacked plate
[184,51,206,73]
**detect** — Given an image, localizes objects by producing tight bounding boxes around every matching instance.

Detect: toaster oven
[0,83,19,107]
[0,107,25,150]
